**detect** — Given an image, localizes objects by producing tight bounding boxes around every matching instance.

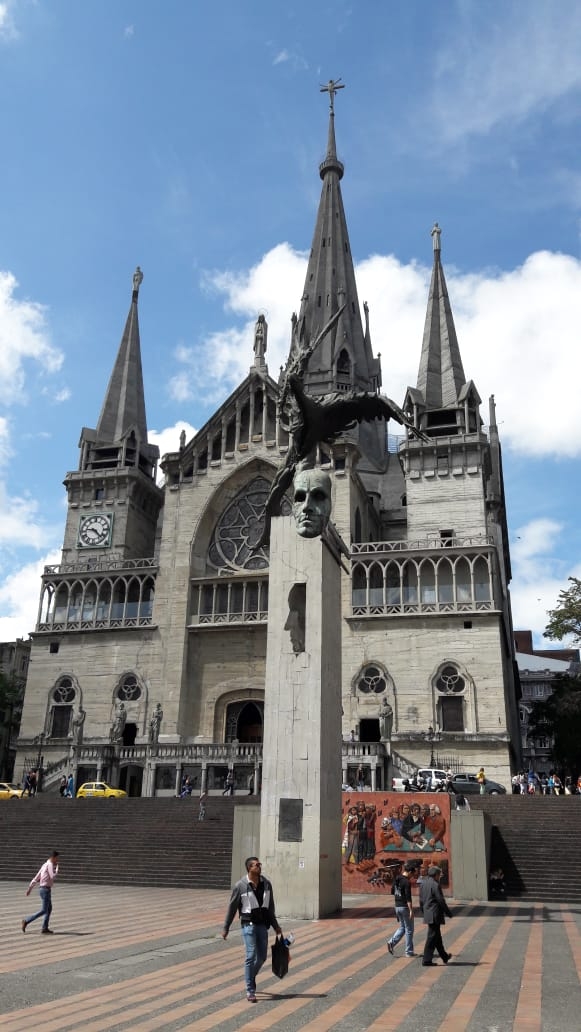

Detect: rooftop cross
[320,77,345,114]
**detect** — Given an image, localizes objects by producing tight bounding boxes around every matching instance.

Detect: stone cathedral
[16,93,521,796]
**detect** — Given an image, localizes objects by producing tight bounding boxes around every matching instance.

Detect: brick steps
[0,797,252,890]
[468,795,581,903]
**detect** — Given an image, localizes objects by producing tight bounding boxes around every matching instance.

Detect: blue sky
[1,0,581,644]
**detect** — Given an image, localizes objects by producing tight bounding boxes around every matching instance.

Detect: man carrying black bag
[222,856,283,1004]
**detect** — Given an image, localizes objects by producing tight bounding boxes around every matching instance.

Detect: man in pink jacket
[22,849,60,934]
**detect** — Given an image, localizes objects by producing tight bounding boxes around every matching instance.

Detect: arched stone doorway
[226,701,263,743]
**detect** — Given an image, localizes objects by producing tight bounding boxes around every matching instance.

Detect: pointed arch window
[434,664,466,732]
[49,677,76,738]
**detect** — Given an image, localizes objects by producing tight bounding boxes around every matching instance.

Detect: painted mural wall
[341,792,452,895]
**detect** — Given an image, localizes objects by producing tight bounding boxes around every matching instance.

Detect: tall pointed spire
[416,225,466,408]
[295,80,381,398]
[96,267,148,443]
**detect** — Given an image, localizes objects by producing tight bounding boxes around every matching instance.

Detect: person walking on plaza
[22,850,60,934]
[221,856,283,1004]
[223,770,235,796]
[419,864,452,966]
[476,767,486,795]
[386,861,416,957]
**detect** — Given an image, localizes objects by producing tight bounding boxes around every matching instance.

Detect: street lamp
[35,731,45,791]
[425,725,440,766]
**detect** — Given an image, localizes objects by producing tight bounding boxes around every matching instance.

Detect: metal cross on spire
[320,78,345,114]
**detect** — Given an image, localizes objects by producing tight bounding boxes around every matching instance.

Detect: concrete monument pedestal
[259,515,344,920]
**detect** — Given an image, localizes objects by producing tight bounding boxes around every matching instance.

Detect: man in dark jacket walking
[221,856,283,1004]
[419,864,452,966]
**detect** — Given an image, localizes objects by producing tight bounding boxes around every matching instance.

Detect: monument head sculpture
[292,468,332,538]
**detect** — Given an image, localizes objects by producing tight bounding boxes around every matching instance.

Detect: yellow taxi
[0,781,24,799]
[76,781,127,799]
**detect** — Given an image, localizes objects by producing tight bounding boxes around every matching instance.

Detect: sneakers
[405,952,416,957]
[442,952,452,964]
[387,940,394,955]
[21,919,27,933]
[246,992,257,1003]
[41,928,54,934]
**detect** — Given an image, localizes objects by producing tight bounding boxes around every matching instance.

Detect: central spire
[294,80,381,401]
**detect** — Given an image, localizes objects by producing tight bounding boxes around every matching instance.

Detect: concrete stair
[469,794,581,903]
[0,796,257,890]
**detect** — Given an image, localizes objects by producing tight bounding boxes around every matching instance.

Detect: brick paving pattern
[1,883,580,1031]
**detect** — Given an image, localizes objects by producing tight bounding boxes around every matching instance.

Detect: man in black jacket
[221,857,282,1004]
[419,864,452,966]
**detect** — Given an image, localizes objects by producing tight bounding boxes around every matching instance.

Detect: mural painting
[341,792,452,895]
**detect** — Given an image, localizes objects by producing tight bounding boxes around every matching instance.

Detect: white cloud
[0,271,63,406]
[124,24,134,38]
[0,549,61,641]
[0,417,11,465]
[273,49,289,66]
[0,1,18,41]
[428,2,581,142]
[0,481,55,552]
[149,421,197,484]
[175,243,581,460]
[508,518,581,643]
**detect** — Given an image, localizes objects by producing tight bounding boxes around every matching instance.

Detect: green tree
[528,674,581,777]
[544,577,581,643]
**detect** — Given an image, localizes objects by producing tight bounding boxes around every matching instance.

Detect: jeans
[389,907,415,954]
[241,923,269,994]
[26,887,52,930]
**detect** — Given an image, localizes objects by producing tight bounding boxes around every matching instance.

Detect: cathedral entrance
[359,719,380,743]
[122,723,137,746]
[225,701,263,743]
[119,764,143,796]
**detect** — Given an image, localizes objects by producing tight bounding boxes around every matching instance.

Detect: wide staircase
[0,795,257,890]
[469,794,581,903]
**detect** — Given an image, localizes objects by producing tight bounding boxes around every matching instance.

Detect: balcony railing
[189,576,269,627]
[44,557,157,576]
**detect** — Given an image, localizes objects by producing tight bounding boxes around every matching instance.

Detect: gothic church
[16,94,521,796]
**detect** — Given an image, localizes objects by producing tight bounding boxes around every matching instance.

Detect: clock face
[78,513,112,548]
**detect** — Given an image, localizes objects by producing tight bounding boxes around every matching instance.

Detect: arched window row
[352,554,494,614]
[38,575,156,630]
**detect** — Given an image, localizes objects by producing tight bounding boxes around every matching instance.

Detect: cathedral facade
[16,98,521,796]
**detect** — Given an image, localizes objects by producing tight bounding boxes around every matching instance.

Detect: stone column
[260,516,344,920]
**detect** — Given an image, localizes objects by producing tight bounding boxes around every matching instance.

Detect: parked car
[76,782,127,799]
[0,781,24,799]
[392,768,448,792]
[451,773,506,795]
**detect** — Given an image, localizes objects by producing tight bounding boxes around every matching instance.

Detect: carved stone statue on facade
[72,706,86,747]
[379,696,393,742]
[148,702,163,745]
[253,313,267,362]
[110,701,127,743]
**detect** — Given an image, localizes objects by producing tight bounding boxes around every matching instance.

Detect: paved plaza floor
[1,881,580,1031]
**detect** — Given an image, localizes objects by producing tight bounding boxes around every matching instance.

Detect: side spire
[416,224,466,408]
[96,267,148,444]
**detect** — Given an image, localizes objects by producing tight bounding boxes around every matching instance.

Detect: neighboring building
[0,639,30,779]
[16,93,520,795]
[515,630,580,772]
